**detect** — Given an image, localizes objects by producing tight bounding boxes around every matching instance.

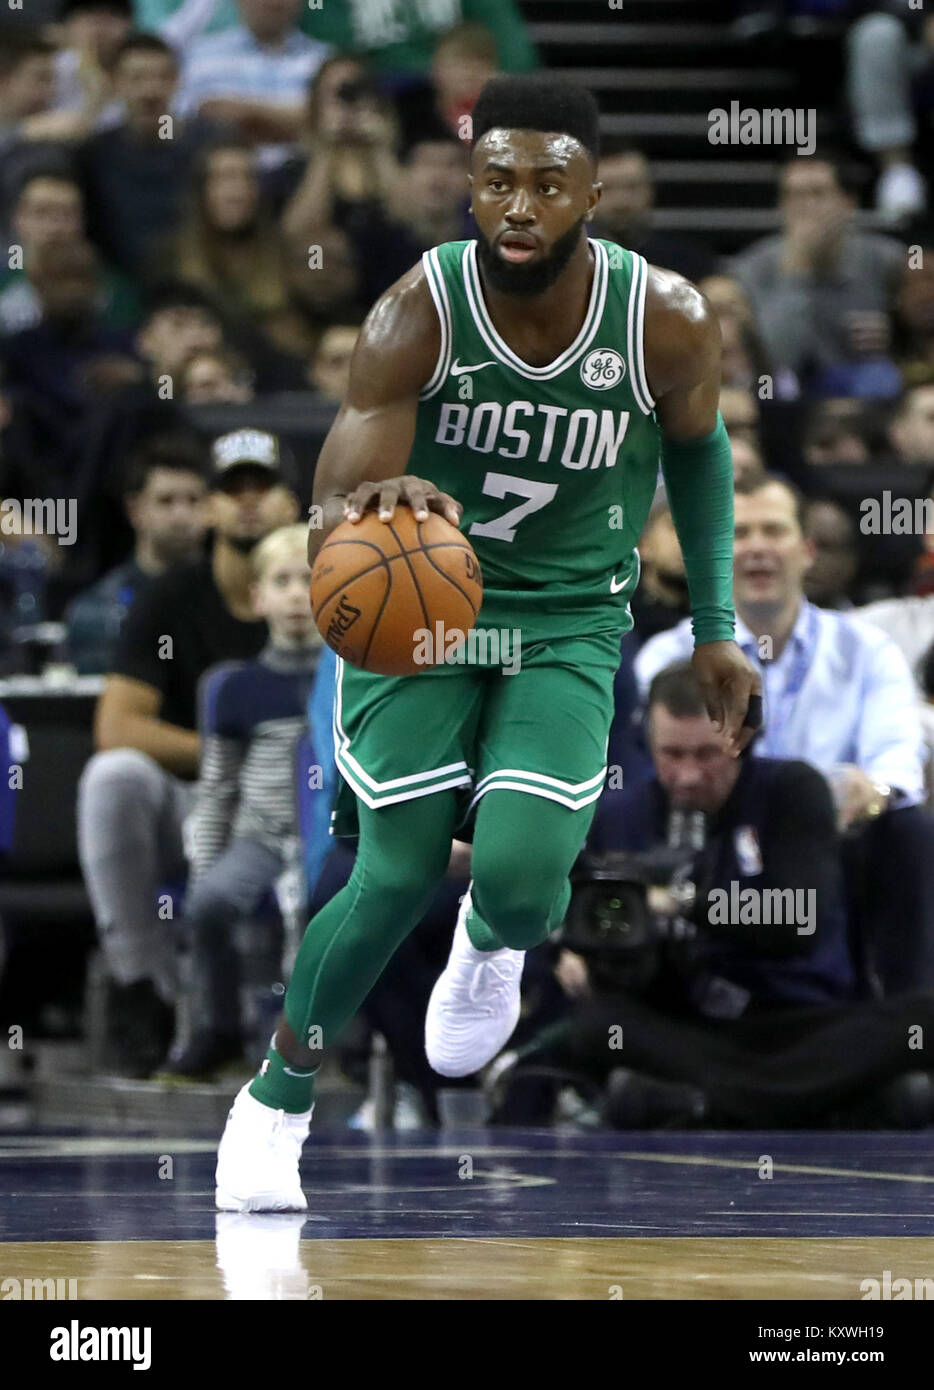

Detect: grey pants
[183,837,284,1034]
[77,749,195,1002]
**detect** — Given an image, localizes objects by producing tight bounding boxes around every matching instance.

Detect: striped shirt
[175,24,331,163]
[189,642,329,880]
[635,599,925,807]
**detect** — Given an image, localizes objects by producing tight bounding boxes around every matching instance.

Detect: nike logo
[450,357,496,375]
[610,575,628,594]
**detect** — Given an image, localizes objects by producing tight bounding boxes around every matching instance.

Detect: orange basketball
[309,508,483,676]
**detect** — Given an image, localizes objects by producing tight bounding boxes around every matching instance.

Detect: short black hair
[142,279,222,323]
[60,0,132,17]
[123,432,208,496]
[113,32,178,67]
[470,74,599,165]
[779,144,868,201]
[0,30,55,79]
[597,137,649,166]
[646,662,708,720]
[401,115,464,163]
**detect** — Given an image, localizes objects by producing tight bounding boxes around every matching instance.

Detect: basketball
[309,507,483,675]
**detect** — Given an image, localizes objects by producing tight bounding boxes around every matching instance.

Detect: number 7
[467,472,558,543]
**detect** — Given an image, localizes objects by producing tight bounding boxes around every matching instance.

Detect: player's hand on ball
[344,476,463,527]
[691,640,763,756]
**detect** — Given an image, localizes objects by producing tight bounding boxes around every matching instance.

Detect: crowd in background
[2,0,934,1128]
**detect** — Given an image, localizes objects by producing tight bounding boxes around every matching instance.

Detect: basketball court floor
[1,1124,932,1300]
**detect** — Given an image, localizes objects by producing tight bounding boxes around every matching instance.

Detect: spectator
[0,170,139,335]
[592,143,717,285]
[802,497,858,609]
[176,0,332,168]
[64,432,208,674]
[277,54,401,242]
[74,280,226,576]
[858,583,934,690]
[0,34,75,238]
[636,472,934,993]
[50,0,132,134]
[76,427,299,1077]
[394,21,500,152]
[801,397,926,601]
[161,523,334,1079]
[345,130,471,305]
[306,323,359,402]
[910,476,934,597]
[888,379,934,466]
[699,273,799,400]
[0,31,82,153]
[846,3,931,221]
[0,504,63,668]
[0,362,76,563]
[719,385,761,448]
[630,504,690,646]
[265,224,366,362]
[893,216,934,383]
[160,139,290,333]
[76,33,224,278]
[301,0,538,79]
[494,663,934,1130]
[730,435,767,485]
[803,396,879,466]
[179,343,254,403]
[0,239,139,418]
[731,151,904,396]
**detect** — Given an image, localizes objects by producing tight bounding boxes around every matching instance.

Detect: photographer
[491,663,934,1129]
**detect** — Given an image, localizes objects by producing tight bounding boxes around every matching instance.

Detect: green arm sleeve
[659,411,736,645]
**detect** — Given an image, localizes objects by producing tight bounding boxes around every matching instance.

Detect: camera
[559,812,707,991]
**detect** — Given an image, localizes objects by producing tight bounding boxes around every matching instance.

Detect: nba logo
[580,348,626,390]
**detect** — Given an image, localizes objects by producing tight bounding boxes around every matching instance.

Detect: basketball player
[216,76,762,1210]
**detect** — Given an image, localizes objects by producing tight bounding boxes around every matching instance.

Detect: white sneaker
[215,1082,312,1212]
[425,888,525,1078]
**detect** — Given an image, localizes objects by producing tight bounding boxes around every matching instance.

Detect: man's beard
[475,216,587,298]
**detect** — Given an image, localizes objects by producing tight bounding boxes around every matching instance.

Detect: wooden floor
[4,1234,934,1300]
[1,1127,933,1300]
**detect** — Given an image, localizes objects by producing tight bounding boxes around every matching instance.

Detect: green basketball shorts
[329,628,623,838]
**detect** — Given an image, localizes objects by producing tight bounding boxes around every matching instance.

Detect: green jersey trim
[467,764,608,814]
[418,246,454,402]
[626,251,655,414]
[461,239,609,381]
[332,656,472,806]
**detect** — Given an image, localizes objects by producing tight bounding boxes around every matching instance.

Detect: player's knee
[472,861,564,951]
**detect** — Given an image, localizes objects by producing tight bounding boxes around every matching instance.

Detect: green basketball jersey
[411,237,661,644]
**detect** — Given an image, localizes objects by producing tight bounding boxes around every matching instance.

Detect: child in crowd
[162,522,336,1080]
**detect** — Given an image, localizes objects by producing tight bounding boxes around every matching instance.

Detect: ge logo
[580,349,626,390]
